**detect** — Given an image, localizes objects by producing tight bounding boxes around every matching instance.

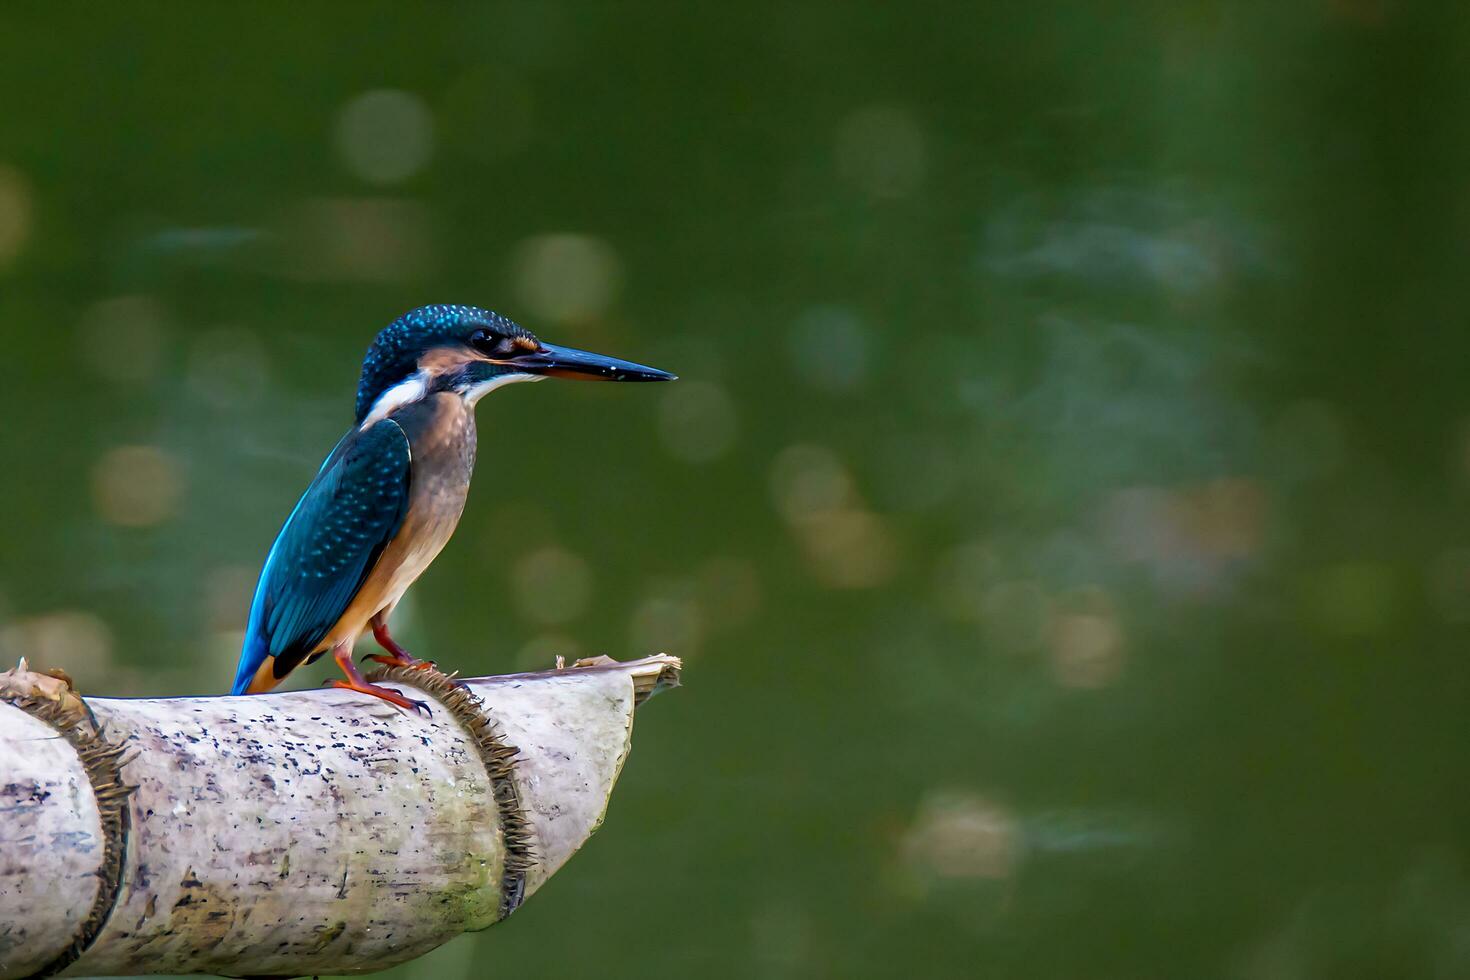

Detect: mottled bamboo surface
[0,654,679,979]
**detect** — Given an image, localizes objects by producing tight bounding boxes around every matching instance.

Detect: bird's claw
[361,652,437,671]
[325,678,432,718]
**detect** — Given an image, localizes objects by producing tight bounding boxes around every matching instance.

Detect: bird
[231,304,675,712]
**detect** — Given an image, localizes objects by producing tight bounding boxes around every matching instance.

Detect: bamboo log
[0,654,680,979]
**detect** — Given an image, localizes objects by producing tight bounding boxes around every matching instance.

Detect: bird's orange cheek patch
[416,346,482,380]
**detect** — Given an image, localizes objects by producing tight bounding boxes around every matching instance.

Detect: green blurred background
[2,3,1470,977]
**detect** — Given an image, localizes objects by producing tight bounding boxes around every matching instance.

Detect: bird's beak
[504,342,677,382]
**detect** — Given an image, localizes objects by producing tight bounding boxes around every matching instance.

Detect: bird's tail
[231,631,275,695]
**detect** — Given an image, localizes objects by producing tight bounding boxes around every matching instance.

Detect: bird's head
[355,304,675,425]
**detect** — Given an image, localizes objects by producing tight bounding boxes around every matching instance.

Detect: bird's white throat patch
[360,374,430,429]
[361,370,542,428]
[465,371,542,405]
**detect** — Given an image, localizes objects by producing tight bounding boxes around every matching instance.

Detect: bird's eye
[470,328,517,357]
[469,328,527,360]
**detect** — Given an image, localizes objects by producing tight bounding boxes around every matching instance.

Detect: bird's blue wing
[232,420,412,694]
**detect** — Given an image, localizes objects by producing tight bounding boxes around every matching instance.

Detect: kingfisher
[231,304,674,712]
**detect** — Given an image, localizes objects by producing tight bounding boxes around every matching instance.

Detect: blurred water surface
[2,4,1470,978]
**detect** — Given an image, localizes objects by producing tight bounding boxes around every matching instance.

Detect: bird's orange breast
[314,394,477,656]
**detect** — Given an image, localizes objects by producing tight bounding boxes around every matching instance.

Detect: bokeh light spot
[749,901,812,975]
[630,580,702,658]
[334,89,435,184]
[770,444,896,588]
[0,611,113,681]
[770,444,855,522]
[902,789,1021,881]
[836,103,926,199]
[512,233,621,325]
[1101,478,1268,598]
[795,508,898,589]
[0,163,33,268]
[1047,591,1125,689]
[92,445,185,528]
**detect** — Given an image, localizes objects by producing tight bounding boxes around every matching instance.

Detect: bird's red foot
[362,652,438,670]
[326,678,431,716]
[330,646,431,716]
[363,621,437,671]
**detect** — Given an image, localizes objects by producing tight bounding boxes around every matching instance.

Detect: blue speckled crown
[355,305,533,422]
